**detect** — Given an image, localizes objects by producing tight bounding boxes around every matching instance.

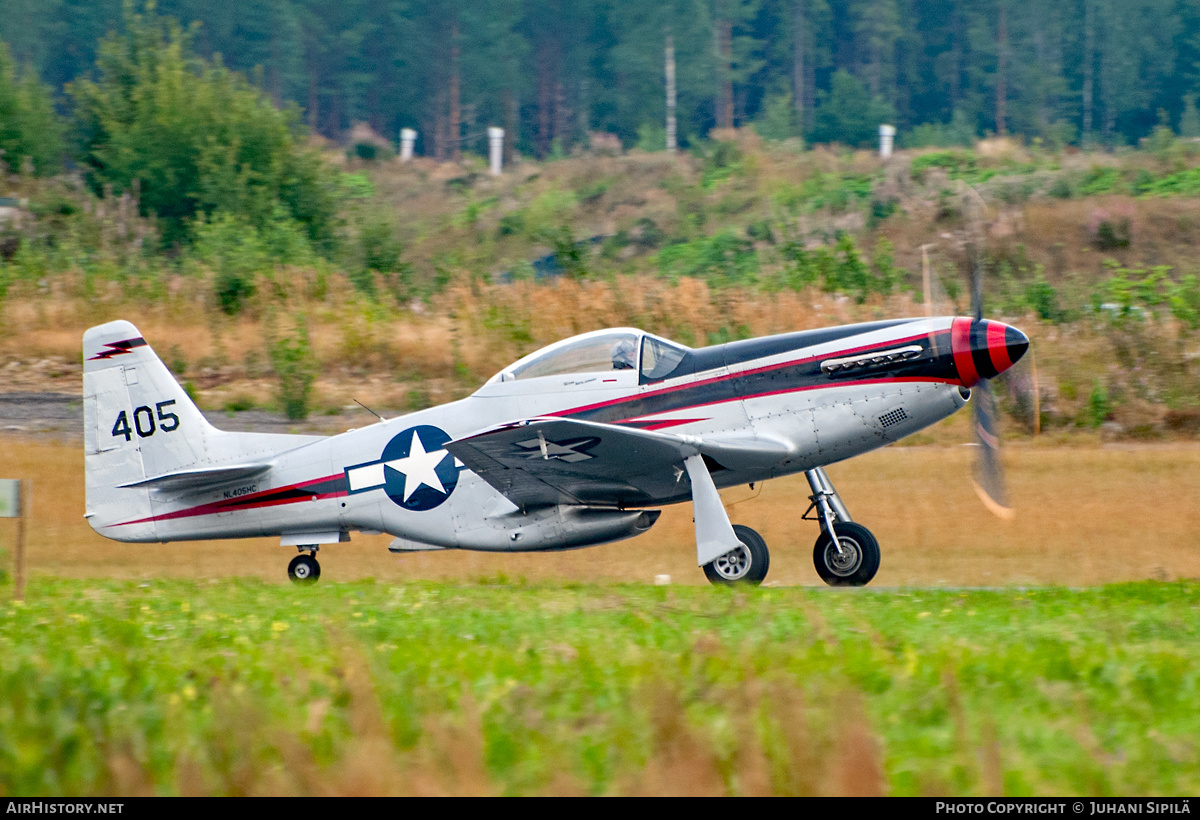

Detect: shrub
[777,233,897,302]
[350,210,408,298]
[911,150,978,180]
[270,318,317,420]
[1089,208,1133,250]
[194,213,266,315]
[349,142,393,162]
[698,139,744,189]
[1167,274,1200,330]
[1095,220,1131,250]
[1078,167,1120,196]
[868,198,898,227]
[214,269,257,316]
[746,220,775,243]
[1087,380,1111,428]
[1025,278,1064,322]
[633,217,666,249]
[657,229,757,287]
[1048,177,1073,199]
[539,226,589,280]
[496,212,525,237]
[903,111,976,149]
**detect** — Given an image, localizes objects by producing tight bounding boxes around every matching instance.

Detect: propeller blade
[955,185,1016,517]
[971,375,1014,520]
[922,244,942,358]
[969,242,984,322]
[1028,346,1041,436]
[922,244,934,320]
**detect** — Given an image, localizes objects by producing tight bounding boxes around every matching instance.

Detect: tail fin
[83,321,220,540]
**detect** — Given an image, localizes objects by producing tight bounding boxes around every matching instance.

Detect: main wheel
[813,522,879,587]
[288,554,321,584]
[703,524,770,586]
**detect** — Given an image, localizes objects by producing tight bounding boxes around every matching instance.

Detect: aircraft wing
[445,417,790,509]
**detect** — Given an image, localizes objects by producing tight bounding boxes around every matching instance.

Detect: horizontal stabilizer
[117,463,272,491]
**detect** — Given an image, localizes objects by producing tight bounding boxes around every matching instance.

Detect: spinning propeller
[922,191,1031,520]
[963,243,1028,519]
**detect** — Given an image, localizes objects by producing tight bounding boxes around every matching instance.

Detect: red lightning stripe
[89,338,147,361]
[112,474,348,527]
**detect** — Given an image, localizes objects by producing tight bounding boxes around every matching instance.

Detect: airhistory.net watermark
[5,804,123,815]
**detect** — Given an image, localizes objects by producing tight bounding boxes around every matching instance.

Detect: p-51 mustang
[83,314,1027,586]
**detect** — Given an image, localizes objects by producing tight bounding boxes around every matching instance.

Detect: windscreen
[640,336,688,382]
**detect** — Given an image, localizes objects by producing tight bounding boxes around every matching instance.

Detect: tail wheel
[813,522,880,587]
[703,524,770,586]
[288,554,321,585]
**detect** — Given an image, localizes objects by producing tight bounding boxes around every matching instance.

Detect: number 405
[113,400,180,441]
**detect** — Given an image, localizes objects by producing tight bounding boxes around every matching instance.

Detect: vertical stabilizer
[83,321,216,541]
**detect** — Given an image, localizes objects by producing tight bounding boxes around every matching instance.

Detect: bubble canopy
[487,329,690,385]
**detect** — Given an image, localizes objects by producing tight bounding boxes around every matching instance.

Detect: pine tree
[0,41,64,175]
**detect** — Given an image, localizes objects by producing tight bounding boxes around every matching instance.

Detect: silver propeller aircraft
[83,314,1028,586]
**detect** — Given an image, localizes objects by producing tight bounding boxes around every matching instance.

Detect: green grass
[1,579,1198,795]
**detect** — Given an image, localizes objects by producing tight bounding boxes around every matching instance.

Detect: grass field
[0,579,1197,796]
[1,436,1199,796]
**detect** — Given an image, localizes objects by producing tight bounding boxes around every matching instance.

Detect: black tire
[703,524,770,586]
[813,522,879,587]
[288,554,321,584]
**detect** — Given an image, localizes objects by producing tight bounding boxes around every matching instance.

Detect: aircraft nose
[950,318,1029,386]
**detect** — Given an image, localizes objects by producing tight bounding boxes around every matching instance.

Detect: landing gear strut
[803,467,880,587]
[288,546,321,584]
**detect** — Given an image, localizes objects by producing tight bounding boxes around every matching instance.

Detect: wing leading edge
[445,417,791,510]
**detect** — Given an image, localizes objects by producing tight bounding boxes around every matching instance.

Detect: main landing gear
[803,467,880,587]
[703,524,770,586]
[701,468,880,588]
[288,547,321,584]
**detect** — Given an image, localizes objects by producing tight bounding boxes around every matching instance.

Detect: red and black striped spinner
[949,318,1029,387]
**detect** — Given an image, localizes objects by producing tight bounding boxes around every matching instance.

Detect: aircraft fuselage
[87,316,1027,553]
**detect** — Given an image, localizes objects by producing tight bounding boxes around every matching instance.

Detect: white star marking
[385,432,449,502]
[515,437,596,462]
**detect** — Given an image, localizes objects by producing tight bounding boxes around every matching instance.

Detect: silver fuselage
[88,316,977,552]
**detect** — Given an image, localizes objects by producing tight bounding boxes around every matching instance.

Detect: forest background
[4,0,1200,438]
[6,0,1200,155]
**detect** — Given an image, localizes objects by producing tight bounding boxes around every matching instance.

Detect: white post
[0,479,26,601]
[488,126,505,175]
[400,128,417,161]
[879,124,896,158]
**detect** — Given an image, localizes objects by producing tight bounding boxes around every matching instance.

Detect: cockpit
[487,329,691,385]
